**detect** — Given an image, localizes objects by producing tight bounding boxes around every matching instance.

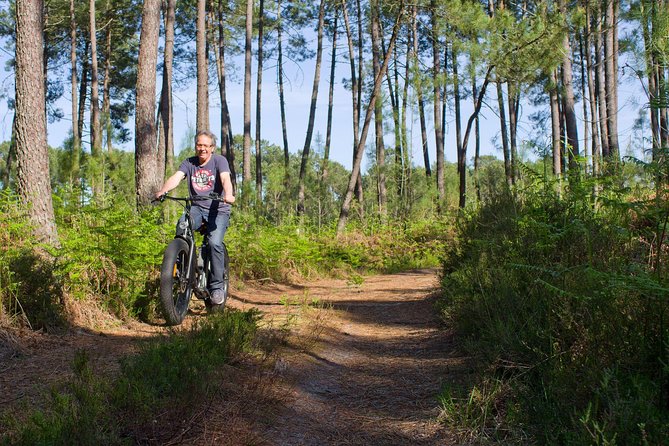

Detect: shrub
[439,178,669,444]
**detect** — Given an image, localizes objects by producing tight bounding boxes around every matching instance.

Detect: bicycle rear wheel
[160,239,193,325]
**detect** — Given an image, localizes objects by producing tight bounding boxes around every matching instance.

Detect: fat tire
[160,239,193,325]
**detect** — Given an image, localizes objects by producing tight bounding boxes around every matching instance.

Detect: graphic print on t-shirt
[191,168,215,192]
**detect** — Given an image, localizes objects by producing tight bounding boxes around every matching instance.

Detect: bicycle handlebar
[152,192,230,205]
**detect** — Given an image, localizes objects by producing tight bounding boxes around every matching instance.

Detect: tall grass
[439,177,669,444]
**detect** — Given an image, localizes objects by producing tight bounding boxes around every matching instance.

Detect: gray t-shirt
[178,154,231,214]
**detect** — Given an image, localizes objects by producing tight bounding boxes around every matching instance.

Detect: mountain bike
[155,194,230,325]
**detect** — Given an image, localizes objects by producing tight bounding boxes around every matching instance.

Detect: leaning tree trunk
[337,11,403,234]
[135,0,161,208]
[341,0,364,210]
[15,0,59,245]
[297,0,326,216]
[497,80,512,186]
[371,0,386,217]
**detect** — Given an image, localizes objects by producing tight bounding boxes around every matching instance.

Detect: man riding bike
[155,130,235,310]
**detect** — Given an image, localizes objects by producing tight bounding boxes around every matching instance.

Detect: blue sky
[0,29,648,173]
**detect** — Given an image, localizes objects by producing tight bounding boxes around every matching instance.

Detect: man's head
[194,130,217,164]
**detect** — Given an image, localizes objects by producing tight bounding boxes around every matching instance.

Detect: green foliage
[439,172,669,443]
[227,214,450,281]
[56,195,167,318]
[0,190,66,329]
[2,310,259,445]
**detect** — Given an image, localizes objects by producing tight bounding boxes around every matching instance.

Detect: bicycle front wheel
[160,239,193,325]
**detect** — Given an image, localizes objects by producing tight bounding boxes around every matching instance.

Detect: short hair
[194,130,217,147]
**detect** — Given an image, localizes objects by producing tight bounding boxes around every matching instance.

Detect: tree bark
[242,0,253,199]
[497,80,512,186]
[584,1,601,175]
[15,0,59,245]
[594,0,610,159]
[277,0,290,195]
[158,0,175,178]
[102,8,113,153]
[604,0,619,162]
[550,68,562,177]
[559,0,580,169]
[70,0,80,182]
[134,0,161,207]
[196,0,209,132]
[297,0,326,215]
[89,0,102,196]
[371,0,386,217]
[322,10,338,196]
[431,0,444,201]
[411,6,430,176]
[214,0,235,190]
[255,0,265,209]
[453,47,465,208]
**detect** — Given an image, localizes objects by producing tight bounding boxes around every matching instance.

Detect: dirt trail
[0,269,465,445]
[232,268,463,445]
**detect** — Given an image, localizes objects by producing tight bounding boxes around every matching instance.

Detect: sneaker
[210,289,227,306]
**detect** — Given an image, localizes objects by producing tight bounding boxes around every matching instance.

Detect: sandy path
[231,268,464,445]
[1,269,465,445]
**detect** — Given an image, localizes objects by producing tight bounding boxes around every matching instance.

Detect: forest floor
[0,268,469,445]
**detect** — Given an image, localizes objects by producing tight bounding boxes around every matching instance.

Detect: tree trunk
[453,47,465,208]
[431,0,444,201]
[89,0,102,196]
[70,0,80,182]
[472,71,481,202]
[508,81,519,183]
[102,9,113,153]
[134,0,161,207]
[158,0,175,178]
[78,40,89,143]
[242,0,253,200]
[579,33,590,174]
[371,0,386,217]
[497,80,512,186]
[594,1,610,159]
[214,0,235,190]
[337,11,403,233]
[604,0,618,162]
[550,68,562,177]
[297,0,326,216]
[559,0,580,169]
[322,10,338,196]
[277,0,290,195]
[15,0,59,245]
[412,6,430,176]
[585,2,601,175]
[255,0,264,209]
[341,0,363,210]
[196,0,209,132]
